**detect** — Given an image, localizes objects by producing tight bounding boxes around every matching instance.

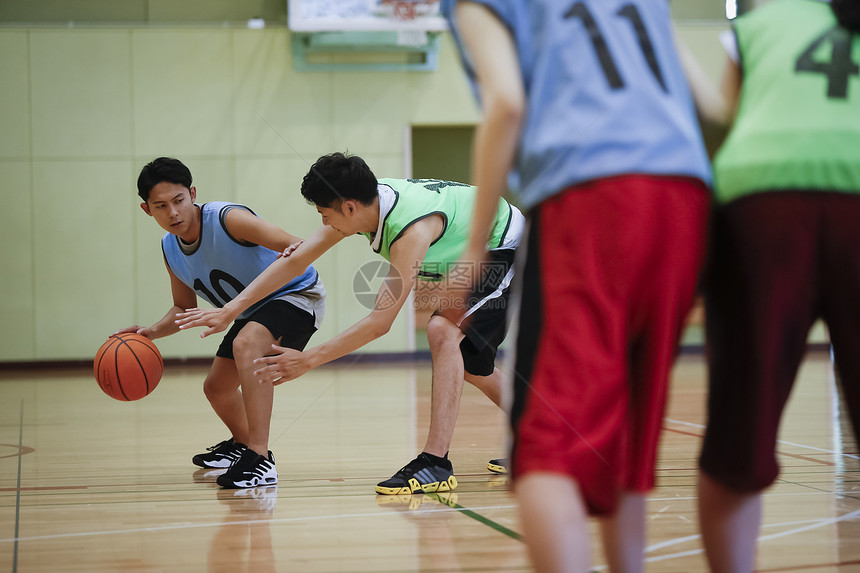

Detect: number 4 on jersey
[795,26,859,99]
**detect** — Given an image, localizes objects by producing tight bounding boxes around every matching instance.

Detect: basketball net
[376,0,438,47]
[378,0,438,22]
[393,1,418,20]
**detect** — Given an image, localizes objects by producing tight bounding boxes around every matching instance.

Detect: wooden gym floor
[1,351,858,572]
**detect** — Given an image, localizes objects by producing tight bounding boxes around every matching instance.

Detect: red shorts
[510,175,709,515]
[700,191,860,492]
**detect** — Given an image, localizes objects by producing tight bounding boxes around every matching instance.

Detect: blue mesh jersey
[162,202,320,319]
[442,0,712,210]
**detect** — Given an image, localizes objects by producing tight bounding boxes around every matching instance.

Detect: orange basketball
[94,333,163,401]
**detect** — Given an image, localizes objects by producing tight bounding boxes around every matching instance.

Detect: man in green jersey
[696,1,860,571]
[177,152,524,495]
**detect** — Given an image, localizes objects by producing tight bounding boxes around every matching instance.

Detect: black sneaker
[217,449,278,489]
[375,453,458,495]
[192,438,247,469]
[487,458,508,475]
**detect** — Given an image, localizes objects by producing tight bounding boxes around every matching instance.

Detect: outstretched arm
[253,217,440,384]
[459,2,524,260]
[438,2,524,324]
[175,225,343,337]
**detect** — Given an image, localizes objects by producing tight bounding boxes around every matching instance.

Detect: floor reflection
[192,466,278,573]
[210,486,278,573]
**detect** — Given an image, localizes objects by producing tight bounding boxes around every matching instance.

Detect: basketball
[94,333,164,401]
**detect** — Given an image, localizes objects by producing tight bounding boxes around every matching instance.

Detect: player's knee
[426,316,459,351]
[699,453,778,493]
[203,376,227,402]
[230,331,257,363]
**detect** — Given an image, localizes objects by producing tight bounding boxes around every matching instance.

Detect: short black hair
[300,152,378,208]
[137,157,193,202]
[833,0,860,33]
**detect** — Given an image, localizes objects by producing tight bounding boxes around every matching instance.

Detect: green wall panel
[332,70,411,155]
[30,30,133,158]
[232,30,333,157]
[233,157,316,237]
[0,162,35,360]
[411,35,480,126]
[0,0,147,23]
[132,30,235,158]
[33,160,136,360]
[411,125,474,184]
[146,0,284,24]
[0,31,31,159]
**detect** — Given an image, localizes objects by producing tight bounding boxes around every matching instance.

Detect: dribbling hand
[113,325,154,338]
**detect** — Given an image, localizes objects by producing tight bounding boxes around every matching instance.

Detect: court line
[757,508,860,543]
[630,508,860,567]
[443,497,523,541]
[644,515,851,554]
[651,491,852,503]
[0,486,88,493]
[757,559,860,572]
[664,426,838,468]
[0,444,35,460]
[0,471,498,495]
[12,400,23,573]
[0,503,519,544]
[664,418,860,461]
[667,425,837,468]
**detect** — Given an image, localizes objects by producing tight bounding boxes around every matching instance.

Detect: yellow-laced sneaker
[375,453,458,495]
[487,458,508,475]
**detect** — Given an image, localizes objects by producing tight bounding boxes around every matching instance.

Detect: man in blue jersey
[116,157,325,489]
[443,1,711,571]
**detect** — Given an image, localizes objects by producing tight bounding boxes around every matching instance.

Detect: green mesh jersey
[713,0,860,203]
[362,178,522,281]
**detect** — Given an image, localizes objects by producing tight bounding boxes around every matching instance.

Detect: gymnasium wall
[0,24,728,362]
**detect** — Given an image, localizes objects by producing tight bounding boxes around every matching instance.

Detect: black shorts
[216,299,317,360]
[456,249,516,377]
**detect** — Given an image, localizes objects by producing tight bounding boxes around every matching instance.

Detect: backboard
[288,0,447,32]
